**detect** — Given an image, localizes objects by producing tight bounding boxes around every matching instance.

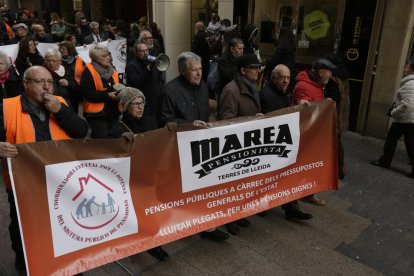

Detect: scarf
[0,70,10,84]
[237,73,260,104]
[92,61,114,81]
[54,65,65,77]
[61,55,75,65]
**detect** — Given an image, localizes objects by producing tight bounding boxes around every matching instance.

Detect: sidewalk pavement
[0,132,413,275]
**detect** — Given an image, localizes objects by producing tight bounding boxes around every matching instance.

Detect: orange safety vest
[5,23,13,40]
[74,56,86,85]
[2,95,71,189]
[83,63,119,114]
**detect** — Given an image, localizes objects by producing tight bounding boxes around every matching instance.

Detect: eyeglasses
[129,101,145,107]
[25,78,54,85]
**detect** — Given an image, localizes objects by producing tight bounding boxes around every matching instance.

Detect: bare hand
[108,92,118,100]
[0,142,18,158]
[165,121,177,131]
[58,79,69,86]
[43,94,62,113]
[121,132,135,142]
[193,120,208,127]
[255,113,264,116]
[298,99,311,106]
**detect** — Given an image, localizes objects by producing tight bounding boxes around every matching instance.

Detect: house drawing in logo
[71,173,120,230]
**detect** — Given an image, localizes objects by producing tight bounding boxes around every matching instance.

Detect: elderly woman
[107,87,168,261]
[43,48,81,113]
[80,44,120,138]
[109,87,158,137]
[58,40,86,85]
[0,50,23,100]
[14,37,44,75]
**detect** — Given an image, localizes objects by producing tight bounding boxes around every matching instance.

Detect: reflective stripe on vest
[83,63,119,114]
[74,57,85,85]
[3,95,71,144]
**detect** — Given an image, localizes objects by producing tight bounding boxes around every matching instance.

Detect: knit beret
[119,87,145,112]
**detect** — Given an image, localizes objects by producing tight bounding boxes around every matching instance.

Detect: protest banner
[8,100,338,275]
[0,38,127,74]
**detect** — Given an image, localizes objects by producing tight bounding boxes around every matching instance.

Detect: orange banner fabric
[8,100,338,275]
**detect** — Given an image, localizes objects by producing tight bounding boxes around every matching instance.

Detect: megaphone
[146,54,170,72]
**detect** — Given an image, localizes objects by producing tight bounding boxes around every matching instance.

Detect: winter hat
[237,54,261,69]
[312,58,337,71]
[119,87,145,112]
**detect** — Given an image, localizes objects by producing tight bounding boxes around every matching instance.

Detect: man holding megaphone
[125,42,165,116]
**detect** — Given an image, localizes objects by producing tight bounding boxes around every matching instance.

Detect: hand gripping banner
[8,100,338,275]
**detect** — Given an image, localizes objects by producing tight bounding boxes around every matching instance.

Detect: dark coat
[125,57,163,116]
[108,112,158,138]
[217,50,238,96]
[48,66,82,113]
[83,32,109,44]
[260,81,291,113]
[192,30,211,81]
[32,33,54,43]
[157,76,209,126]
[15,53,44,76]
[0,67,24,100]
[218,74,260,120]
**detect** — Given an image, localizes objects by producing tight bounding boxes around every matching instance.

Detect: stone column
[363,0,414,137]
[153,0,191,81]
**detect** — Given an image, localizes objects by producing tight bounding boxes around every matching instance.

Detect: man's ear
[240,67,246,76]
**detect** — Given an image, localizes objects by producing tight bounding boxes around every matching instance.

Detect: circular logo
[346,48,359,61]
[116,41,127,63]
[51,161,133,246]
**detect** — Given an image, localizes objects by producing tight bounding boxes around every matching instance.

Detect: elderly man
[293,58,336,104]
[217,54,262,235]
[157,52,229,242]
[32,23,54,43]
[139,29,162,56]
[0,66,88,271]
[158,51,209,127]
[292,58,337,206]
[125,42,163,116]
[5,23,28,44]
[371,59,414,178]
[260,64,313,221]
[218,53,261,120]
[83,21,109,44]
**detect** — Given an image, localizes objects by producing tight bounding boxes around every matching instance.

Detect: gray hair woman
[80,44,121,138]
[0,50,23,100]
[43,48,81,112]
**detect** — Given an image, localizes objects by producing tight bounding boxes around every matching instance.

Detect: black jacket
[192,30,211,81]
[125,57,163,116]
[260,81,291,113]
[217,50,238,96]
[158,76,209,126]
[108,112,158,138]
[15,53,44,76]
[0,67,23,100]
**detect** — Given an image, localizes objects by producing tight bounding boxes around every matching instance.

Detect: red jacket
[292,70,324,104]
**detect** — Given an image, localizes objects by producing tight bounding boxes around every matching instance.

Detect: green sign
[304,10,330,40]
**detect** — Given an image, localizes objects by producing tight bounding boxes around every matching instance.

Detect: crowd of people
[0,6,412,275]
